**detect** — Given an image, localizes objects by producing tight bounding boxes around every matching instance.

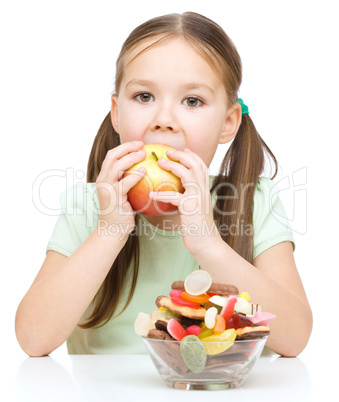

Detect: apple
[123,144,184,215]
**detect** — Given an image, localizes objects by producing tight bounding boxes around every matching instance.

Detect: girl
[15,12,312,357]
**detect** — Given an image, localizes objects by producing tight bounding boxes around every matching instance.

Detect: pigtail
[79,112,140,329]
[211,114,278,263]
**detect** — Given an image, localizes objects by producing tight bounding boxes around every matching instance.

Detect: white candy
[134,312,155,337]
[209,295,228,307]
[205,307,218,329]
[184,270,212,296]
[234,298,252,316]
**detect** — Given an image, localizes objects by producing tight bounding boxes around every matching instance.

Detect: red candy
[167,318,187,341]
[186,325,201,336]
[220,296,237,322]
[171,296,201,309]
[169,289,183,298]
[226,314,254,329]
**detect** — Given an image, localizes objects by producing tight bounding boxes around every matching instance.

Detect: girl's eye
[135,93,153,103]
[183,97,203,107]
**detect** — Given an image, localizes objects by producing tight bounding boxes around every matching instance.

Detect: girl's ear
[219,102,242,144]
[111,95,119,132]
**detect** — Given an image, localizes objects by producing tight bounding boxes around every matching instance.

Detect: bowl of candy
[142,334,267,390]
[135,270,276,390]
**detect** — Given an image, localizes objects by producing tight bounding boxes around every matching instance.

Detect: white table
[5,353,327,402]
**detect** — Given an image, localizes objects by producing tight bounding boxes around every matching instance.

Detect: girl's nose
[151,105,179,133]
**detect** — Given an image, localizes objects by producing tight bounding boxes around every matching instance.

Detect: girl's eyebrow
[125,79,155,90]
[125,79,215,95]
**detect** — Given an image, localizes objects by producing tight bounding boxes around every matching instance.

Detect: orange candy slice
[181,291,210,305]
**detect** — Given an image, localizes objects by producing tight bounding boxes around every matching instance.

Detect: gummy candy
[204,306,218,329]
[180,335,207,373]
[198,323,213,339]
[226,314,254,330]
[167,318,187,341]
[181,291,210,305]
[171,295,200,309]
[220,296,237,322]
[240,291,250,302]
[213,315,226,334]
[184,270,212,296]
[186,325,201,336]
[247,311,276,326]
[200,328,237,355]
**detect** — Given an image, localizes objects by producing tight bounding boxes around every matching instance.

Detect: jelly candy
[186,325,201,336]
[184,270,212,296]
[234,297,252,316]
[220,296,237,322]
[167,318,187,341]
[248,311,276,326]
[134,312,155,336]
[226,314,254,330]
[200,328,237,355]
[204,306,218,329]
[180,335,207,373]
[181,291,210,304]
[198,323,213,339]
[171,295,200,309]
[213,315,226,334]
[169,289,183,298]
[239,291,250,302]
[208,295,227,307]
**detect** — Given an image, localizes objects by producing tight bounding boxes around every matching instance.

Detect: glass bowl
[142,336,267,390]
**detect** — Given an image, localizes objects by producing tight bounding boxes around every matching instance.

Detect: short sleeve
[253,177,295,260]
[46,183,99,257]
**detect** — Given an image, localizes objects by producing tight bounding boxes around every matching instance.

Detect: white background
[1,0,338,397]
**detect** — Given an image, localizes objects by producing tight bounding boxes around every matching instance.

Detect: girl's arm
[191,240,313,357]
[15,140,147,357]
[15,229,125,357]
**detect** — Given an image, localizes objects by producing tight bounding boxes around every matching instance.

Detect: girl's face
[111,37,240,167]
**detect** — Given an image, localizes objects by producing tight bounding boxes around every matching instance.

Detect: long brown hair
[80,12,277,329]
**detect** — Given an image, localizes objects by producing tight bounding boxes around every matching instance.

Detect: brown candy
[171,280,239,296]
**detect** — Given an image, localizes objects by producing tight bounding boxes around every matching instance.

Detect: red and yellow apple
[123,144,184,215]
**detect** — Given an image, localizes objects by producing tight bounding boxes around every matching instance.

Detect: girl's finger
[157,158,190,183]
[119,167,147,195]
[149,190,181,207]
[112,149,147,182]
[101,141,144,174]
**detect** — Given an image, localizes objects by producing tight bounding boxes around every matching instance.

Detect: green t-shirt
[46,176,294,354]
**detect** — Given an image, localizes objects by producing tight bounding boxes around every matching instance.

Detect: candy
[247,311,276,326]
[180,335,207,373]
[198,323,213,339]
[204,306,218,329]
[169,289,182,298]
[240,291,250,302]
[171,295,200,309]
[150,308,178,322]
[226,314,254,330]
[134,312,155,337]
[200,328,237,355]
[220,296,237,322]
[184,270,212,296]
[181,291,210,304]
[213,315,226,334]
[186,325,201,336]
[234,297,252,316]
[208,295,228,307]
[167,318,187,341]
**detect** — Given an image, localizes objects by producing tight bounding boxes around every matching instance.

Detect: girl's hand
[149,148,222,257]
[96,140,146,242]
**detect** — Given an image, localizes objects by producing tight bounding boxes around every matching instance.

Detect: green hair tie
[236,98,249,115]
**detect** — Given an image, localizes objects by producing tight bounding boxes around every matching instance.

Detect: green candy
[180,335,207,373]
